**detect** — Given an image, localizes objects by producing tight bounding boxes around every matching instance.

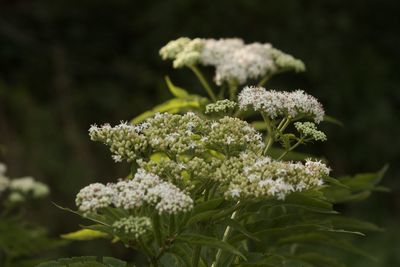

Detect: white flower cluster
[160,37,305,85]
[205,100,237,115]
[238,86,325,123]
[75,183,115,214]
[76,169,193,215]
[0,163,10,195]
[90,112,264,162]
[0,162,49,201]
[9,177,49,201]
[215,152,330,200]
[294,122,327,141]
[159,37,204,68]
[143,112,207,155]
[207,116,264,155]
[89,122,148,162]
[112,216,152,239]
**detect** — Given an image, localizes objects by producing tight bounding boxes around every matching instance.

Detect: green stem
[152,214,162,247]
[168,214,176,236]
[257,74,271,87]
[278,117,291,132]
[192,245,201,267]
[211,201,241,267]
[261,113,274,155]
[190,65,217,101]
[228,80,238,101]
[263,135,274,155]
[277,138,303,160]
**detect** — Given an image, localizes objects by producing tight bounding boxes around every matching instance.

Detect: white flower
[238,86,325,123]
[112,216,152,239]
[76,183,115,214]
[77,169,193,215]
[9,177,49,198]
[161,37,305,85]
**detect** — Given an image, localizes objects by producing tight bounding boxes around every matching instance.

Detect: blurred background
[0,0,399,266]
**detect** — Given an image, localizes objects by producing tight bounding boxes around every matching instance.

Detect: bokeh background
[0,0,399,266]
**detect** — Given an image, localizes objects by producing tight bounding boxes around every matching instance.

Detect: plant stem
[192,245,201,267]
[211,201,241,267]
[257,74,271,87]
[261,113,274,155]
[278,117,291,132]
[277,139,303,160]
[190,65,217,101]
[228,80,238,101]
[152,214,162,247]
[263,134,274,155]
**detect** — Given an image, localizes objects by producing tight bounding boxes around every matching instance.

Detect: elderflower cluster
[76,169,193,215]
[215,152,330,200]
[0,163,10,195]
[112,216,152,239]
[205,100,237,115]
[138,156,222,188]
[207,117,264,155]
[294,122,327,141]
[75,183,115,214]
[9,177,49,200]
[142,112,207,155]
[238,86,325,123]
[0,162,49,201]
[89,122,148,162]
[90,112,264,162]
[160,37,305,85]
[159,37,204,68]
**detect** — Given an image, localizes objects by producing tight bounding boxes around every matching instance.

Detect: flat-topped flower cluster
[84,103,329,205]
[238,86,325,123]
[160,37,305,85]
[0,162,49,202]
[215,152,330,200]
[89,112,264,163]
[76,169,193,215]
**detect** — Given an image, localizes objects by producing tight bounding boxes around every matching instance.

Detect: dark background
[0,0,399,266]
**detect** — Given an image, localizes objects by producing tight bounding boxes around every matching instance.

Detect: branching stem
[190,65,217,101]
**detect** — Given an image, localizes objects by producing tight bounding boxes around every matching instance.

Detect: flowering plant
[41,38,386,267]
[0,161,62,267]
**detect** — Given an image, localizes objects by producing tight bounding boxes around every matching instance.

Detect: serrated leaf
[61,229,109,241]
[176,233,246,260]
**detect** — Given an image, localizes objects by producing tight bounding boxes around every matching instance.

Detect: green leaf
[277,233,375,260]
[165,76,190,98]
[280,191,337,214]
[338,165,388,191]
[329,216,383,232]
[323,115,344,127]
[186,209,222,226]
[324,177,349,189]
[176,233,246,260]
[238,254,284,267]
[61,229,109,241]
[193,197,225,214]
[131,97,207,124]
[37,256,128,267]
[323,165,388,203]
[291,253,346,267]
[224,218,260,241]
